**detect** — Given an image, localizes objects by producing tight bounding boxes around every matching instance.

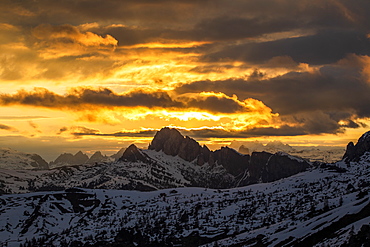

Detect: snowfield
[0,153,369,246]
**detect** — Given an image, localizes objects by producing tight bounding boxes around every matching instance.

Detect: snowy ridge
[1,129,370,246]
[0,149,233,194]
[0,146,310,194]
[1,152,369,246]
[0,148,48,170]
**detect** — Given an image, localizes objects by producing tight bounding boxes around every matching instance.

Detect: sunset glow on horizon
[1,0,370,160]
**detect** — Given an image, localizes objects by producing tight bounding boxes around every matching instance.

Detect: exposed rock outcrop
[111,148,126,161]
[50,151,89,168]
[28,154,49,169]
[149,127,311,186]
[213,147,249,176]
[148,127,213,165]
[74,151,90,164]
[86,151,107,164]
[54,151,89,165]
[119,144,148,163]
[260,152,310,182]
[343,131,370,162]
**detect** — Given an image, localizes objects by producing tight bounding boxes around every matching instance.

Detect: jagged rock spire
[343,131,370,162]
[148,127,212,165]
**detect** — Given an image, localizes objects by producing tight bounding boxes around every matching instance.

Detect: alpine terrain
[0,128,369,246]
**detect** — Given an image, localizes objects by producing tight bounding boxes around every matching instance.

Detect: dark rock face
[214,147,249,176]
[343,131,370,162]
[86,151,106,164]
[149,127,311,186]
[28,154,49,169]
[74,151,89,164]
[261,152,310,182]
[111,148,126,161]
[247,151,273,184]
[235,151,310,186]
[148,127,212,165]
[120,144,148,163]
[149,127,184,155]
[51,151,89,166]
[52,153,74,164]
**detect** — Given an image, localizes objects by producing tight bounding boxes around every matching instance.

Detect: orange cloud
[0,123,18,132]
[32,24,117,58]
[0,87,273,115]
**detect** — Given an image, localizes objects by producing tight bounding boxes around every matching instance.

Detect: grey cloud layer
[175,57,370,135]
[202,30,370,65]
[0,88,253,114]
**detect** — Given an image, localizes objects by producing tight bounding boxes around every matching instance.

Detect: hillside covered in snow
[0,128,311,194]
[1,142,369,246]
[0,129,369,246]
[0,148,49,170]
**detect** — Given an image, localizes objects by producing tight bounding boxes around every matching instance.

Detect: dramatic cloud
[31,24,117,58]
[202,30,370,65]
[2,0,370,156]
[0,87,271,115]
[175,55,370,134]
[66,125,312,139]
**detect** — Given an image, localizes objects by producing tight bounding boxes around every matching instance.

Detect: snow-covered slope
[0,148,310,194]
[0,148,49,170]
[1,130,370,246]
[0,154,369,246]
[0,149,233,194]
[0,129,310,194]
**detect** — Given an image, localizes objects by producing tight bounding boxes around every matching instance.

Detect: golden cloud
[32,24,117,58]
[0,87,274,115]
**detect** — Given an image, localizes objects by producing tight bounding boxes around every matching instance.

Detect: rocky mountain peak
[148,127,209,164]
[86,151,107,164]
[148,127,184,155]
[74,151,89,164]
[119,144,147,162]
[49,151,89,168]
[111,148,126,161]
[343,131,370,162]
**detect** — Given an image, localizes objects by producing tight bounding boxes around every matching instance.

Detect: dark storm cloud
[72,129,157,138]
[4,0,370,46]
[175,56,370,134]
[192,16,297,41]
[0,87,253,114]
[69,125,308,139]
[203,30,370,65]
[0,87,181,109]
[179,94,246,113]
[176,59,370,116]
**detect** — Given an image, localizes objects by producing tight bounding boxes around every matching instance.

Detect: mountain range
[0,127,311,194]
[0,128,369,246]
[234,140,344,163]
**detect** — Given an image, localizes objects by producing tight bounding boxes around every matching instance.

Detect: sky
[1,0,370,161]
